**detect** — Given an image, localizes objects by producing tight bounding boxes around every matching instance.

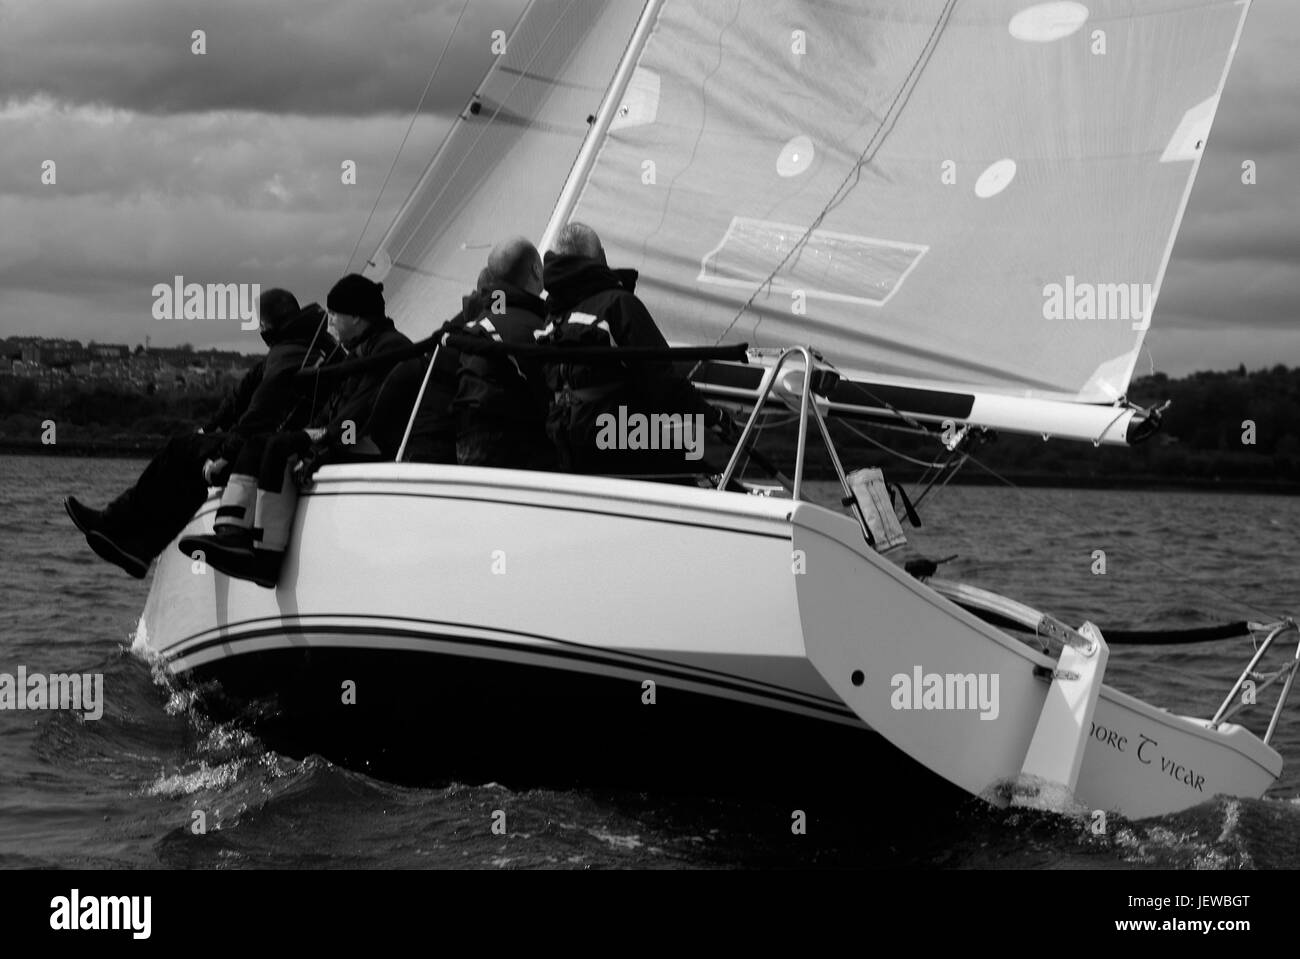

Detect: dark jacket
[205,362,263,433]
[453,285,550,428]
[538,254,723,474]
[218,304,336,459]
[538,253,715,420]
[361,288,485,462]
[316,317,413,446]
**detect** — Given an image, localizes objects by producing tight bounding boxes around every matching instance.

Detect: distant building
[0,335,258,383]
[86,342,130,361]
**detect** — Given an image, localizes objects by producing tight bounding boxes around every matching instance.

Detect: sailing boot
[64,496,150,579]
[245,465,300,589]
[178,473,257,579]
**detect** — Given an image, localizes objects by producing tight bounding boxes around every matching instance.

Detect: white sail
[557,0,1251,404]
[365,0,650,332]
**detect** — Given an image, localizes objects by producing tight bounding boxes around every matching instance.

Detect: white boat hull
[136,463,1281,817]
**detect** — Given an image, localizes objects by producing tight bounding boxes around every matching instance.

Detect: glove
[292,446,326,491]
[202,458,228,485]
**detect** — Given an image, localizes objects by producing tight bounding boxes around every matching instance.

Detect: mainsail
[364,0,649,331]
[553,0,1250,406]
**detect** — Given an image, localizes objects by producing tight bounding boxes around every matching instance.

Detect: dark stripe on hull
[164,620,850,717]
[178,645,963,804]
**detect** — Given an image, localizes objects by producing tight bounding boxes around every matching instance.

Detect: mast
[538,0,666,254]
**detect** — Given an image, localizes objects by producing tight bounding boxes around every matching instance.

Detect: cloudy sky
[0,0,1296,377]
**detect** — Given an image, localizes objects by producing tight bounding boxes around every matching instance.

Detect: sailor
[453,238,553,469]
[536,222,733,475]
[63,289,333,578]
[362,268,495,463]
[180,274,411,587]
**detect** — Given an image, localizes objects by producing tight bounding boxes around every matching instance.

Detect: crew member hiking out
[180,273,411,588]
[453,237,553,469]
[63,289,334,578]
[536,222,733,476]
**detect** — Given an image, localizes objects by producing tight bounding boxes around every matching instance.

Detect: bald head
[487,236,543,295]
[552,222,606,264]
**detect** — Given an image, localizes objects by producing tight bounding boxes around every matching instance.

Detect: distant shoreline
[4,440,1297,495]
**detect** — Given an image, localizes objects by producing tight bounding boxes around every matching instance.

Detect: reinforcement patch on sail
[698,218,928,307]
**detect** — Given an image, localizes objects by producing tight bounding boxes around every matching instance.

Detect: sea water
[1,453,1298,869]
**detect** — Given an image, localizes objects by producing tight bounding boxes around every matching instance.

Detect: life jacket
[454,287,550,428]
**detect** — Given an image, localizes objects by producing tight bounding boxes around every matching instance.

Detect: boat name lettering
[1135,732,1204,792]
[1088,720,1127,752]
[1159,755,1205,792]
[1136,733,1158,764]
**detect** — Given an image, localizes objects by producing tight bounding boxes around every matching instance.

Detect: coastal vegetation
[2,364,1297,490]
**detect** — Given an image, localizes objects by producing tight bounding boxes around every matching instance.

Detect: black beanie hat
[328,274,385,319]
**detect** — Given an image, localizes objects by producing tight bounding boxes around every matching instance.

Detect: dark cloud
[0,0,527,116]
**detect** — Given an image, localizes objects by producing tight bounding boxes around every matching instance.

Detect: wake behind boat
[133,0,1298,819]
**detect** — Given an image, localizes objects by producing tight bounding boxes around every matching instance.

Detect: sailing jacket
[537,253,725,473]
[537,253,719,422]
[204,363,263,433]
[453,285,550,429]
[315,317,413,447]
[215,304,337,460]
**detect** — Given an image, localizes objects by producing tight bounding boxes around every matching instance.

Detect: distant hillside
[2,364,1298,492]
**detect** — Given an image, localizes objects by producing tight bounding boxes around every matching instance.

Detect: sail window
[777,136,815,177]
[1008,2,1089,43]
[974,158,1017,198]
[699,217,928,307]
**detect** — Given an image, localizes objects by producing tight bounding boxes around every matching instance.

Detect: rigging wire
[833,416,955,469]
[387,0,581,268]
[344,0,475,276]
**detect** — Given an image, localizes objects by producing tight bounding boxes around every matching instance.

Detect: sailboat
[135,0,1297,819]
